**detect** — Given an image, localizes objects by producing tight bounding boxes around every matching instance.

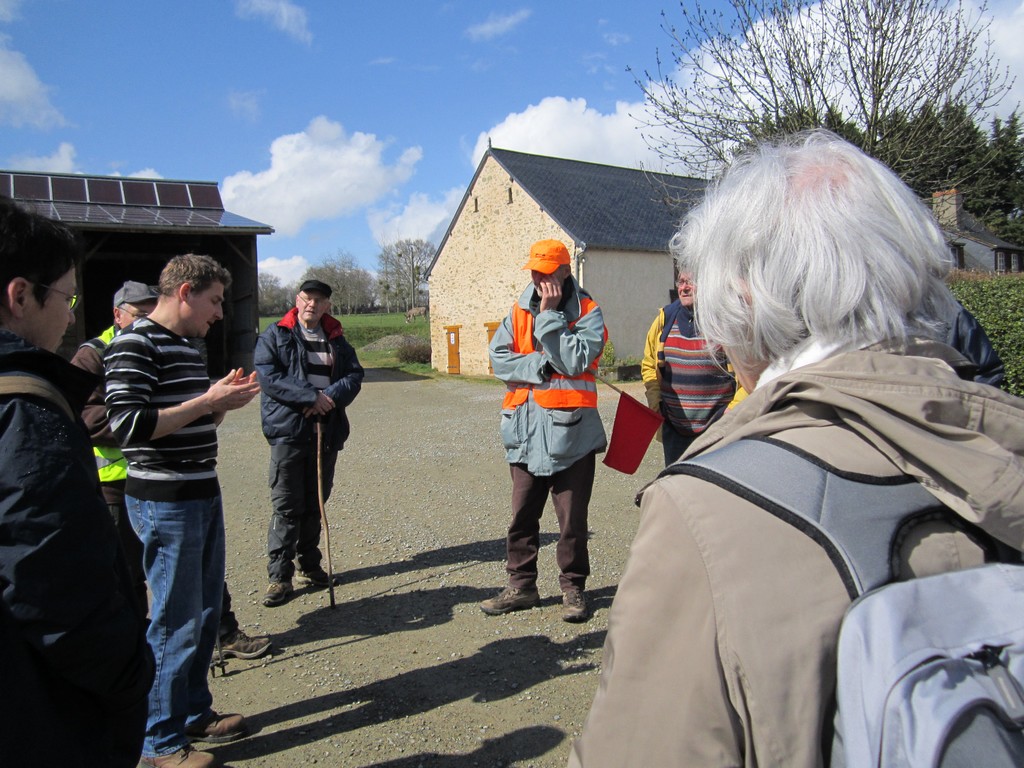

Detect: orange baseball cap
[523,239,570,274]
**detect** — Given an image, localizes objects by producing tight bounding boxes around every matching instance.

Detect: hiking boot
[295,568,333,588]
[480,586,540,615]
[185,710,249,744]
[140,744,220,767]
[219,628,272,659]
[262,580,292,607]
[562,588,589,623]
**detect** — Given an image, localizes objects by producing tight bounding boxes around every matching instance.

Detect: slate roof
[430,148,706,274]
[1,169,272,235]
[488,148,705,252]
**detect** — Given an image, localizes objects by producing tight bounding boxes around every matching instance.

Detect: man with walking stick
[255,279,363,608]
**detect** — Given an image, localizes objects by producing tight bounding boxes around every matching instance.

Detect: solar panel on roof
[13,174,50,200]
[1,169,271,232]
[88,178,122,205]
[51,176,88,202]
[123,181,158,206]
[156,182,190,208]
[188,184,222,209]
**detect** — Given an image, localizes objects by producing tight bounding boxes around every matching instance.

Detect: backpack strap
[0,373,75,421]
[660,436,945,598]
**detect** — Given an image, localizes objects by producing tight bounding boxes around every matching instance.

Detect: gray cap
[113,280,159,308]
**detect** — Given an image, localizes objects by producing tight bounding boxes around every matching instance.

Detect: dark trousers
[506,451,595,592]
[662,422,697,466]
[267,442,337,582]
[102,481,149,614]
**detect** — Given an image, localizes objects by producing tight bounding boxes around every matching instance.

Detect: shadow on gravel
[269,583,497,650]
[339,534,558,585]
[363,367,432,383]
[366,725,566,767]
[215,620,612,764]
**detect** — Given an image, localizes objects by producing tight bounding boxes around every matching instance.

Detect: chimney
[932,189,963,230]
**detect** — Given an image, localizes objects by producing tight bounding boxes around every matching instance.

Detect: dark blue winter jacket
[0,330,154,767]
[254,309,364,451]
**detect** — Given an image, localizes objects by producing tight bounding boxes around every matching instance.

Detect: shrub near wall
[949,272,1024,398]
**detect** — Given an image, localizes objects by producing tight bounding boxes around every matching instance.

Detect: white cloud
[0,0,22,23]
[368,187,463,247]
[228,90,263,122]
[0,36,65,128]
[465,9,531,42]
[259,255,309,284]
[222,115,422,236]
[128,168,162,179]
[604,32,631,46]
[235,0,312,45]
[8,141,76,172]
[472,96,663,171]
[988,1,1024,115]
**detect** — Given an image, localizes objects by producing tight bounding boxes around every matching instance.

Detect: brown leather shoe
[219,628,272,660]
[185,710,249,744]
[139,744,220,767]
[262,580,292,607]
[479,586,539,615]
[562,588,589,623]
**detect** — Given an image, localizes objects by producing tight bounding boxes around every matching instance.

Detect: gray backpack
[664,437,1024,768]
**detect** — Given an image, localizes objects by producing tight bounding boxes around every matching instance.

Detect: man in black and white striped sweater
[105,254,260,768]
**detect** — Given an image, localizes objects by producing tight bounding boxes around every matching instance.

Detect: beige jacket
[569,341,1024,768]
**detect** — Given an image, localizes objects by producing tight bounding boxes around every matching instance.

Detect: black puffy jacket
[254,309,364,450]
[0,330,154,767]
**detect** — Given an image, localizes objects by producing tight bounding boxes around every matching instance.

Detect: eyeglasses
[37,282,79,310]
[119,306,149,319]
[297,293,329,306]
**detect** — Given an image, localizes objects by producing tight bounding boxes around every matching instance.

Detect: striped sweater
[104,318,220,501]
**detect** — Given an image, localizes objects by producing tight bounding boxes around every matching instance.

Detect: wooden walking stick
[316,420,336,608]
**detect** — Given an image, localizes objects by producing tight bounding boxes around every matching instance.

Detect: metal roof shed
[2,169,273,375]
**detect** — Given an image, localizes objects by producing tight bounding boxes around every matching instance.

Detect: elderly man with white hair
[568,131,1024,767]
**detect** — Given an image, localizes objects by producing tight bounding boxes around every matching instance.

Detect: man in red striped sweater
[641,271,736,465]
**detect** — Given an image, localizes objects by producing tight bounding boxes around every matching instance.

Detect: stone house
[933,189,1024,273]
[426,147,705,377]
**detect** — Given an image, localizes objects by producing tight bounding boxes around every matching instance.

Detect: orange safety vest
[502,297,605,410]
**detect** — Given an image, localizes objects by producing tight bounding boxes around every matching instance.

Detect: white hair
[672,130,956,369]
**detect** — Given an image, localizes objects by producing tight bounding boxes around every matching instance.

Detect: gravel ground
[208,368,663,767]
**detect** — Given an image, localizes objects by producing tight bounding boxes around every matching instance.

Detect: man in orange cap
[481,239,608,623]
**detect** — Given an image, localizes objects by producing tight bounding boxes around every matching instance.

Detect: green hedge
[948,273,1024,397]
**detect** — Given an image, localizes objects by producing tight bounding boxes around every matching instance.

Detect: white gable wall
[579,247,674,363]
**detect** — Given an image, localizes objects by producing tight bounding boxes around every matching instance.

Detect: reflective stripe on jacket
[501,297,603,410]
[85,326,128,484]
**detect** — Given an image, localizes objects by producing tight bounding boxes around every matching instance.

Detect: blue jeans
[127,495,225,758]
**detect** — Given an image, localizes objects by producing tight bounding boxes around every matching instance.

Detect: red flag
[602,391,664,474]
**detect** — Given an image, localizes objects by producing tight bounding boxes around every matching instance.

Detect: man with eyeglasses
[0,198,154,767]
[641,271,736,465]
[254,278,364,607]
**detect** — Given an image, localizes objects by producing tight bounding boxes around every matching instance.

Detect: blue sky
[3,0,1024,284]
